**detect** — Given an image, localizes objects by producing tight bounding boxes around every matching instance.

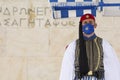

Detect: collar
[83,34,97,40]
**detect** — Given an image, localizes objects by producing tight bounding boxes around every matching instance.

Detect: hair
[79,22,89,77]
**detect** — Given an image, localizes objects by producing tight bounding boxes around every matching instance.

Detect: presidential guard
[59,13,120,80]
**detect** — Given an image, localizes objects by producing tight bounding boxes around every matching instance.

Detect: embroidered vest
[75,37,104,79]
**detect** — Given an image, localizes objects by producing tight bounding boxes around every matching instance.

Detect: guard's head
[80,13,97,28]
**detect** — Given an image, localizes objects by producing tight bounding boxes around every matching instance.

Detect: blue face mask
[82,23,94,34]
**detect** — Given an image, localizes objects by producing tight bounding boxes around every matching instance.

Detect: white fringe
[75,76,104,80]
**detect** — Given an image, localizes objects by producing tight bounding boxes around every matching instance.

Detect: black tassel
[79,22,89,76]
[94,70,104,79]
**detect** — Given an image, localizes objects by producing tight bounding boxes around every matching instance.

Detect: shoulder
[96,37,111,46]
[102,39,112,46]
[102,39,114,53]
[65,40,76,49]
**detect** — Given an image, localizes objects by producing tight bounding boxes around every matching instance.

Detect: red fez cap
[80,13,95,22]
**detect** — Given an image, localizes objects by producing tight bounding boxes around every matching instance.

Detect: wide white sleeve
[103,39,120,80]
[59,41,76,80]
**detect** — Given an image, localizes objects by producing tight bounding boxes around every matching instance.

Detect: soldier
[59,13,120,80]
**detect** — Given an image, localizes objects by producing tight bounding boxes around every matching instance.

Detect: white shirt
[59,39,120,80]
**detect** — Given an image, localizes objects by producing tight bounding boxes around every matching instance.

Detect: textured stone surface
[49,28,78,57]
[0,57,27,80]
[5,29,49,57]
[27,57,62,80]
[0,0,120,80]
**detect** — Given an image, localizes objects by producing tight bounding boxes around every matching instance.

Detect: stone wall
[0,0,120,80]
